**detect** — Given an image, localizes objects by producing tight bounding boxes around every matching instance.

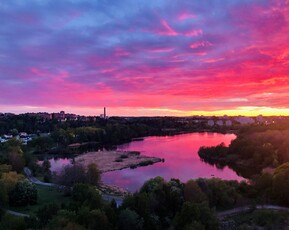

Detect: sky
[1,0,289,116]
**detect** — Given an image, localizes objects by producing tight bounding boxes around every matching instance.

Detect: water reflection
[38,158,72,173]
[102,132,243,191]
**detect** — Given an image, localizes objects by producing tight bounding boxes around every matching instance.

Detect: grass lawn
[9,184,70,215]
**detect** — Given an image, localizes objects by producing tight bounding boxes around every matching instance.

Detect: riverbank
[75,150,162,173]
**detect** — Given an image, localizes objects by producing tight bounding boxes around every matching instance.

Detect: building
[100,107,108,119]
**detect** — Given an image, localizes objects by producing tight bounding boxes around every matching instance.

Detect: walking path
[23,167,58,187]
[4,209,30,217]
[217,204,289,219]
[23,167,124,206]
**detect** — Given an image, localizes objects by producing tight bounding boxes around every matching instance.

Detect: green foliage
[0,139,25,173]
[184,180,208,204]
[50,128,73,146]
[47,210,86,230]
[36,203,60,227]
[272,163,289,205]
[198,143,228,163]
[252,209,289,229]
[56,163,100,187]
[24,216,41,230]
[140,176,166,193]
[56,164,87,187]
[72,184,102,210]
[0,164,12,175]
[124,177,222,229]
[0,182,8,207]
[0,171,24,193]
[9,180,37,206]
[228,209,289,230]
[199,128,289,178]
[42,159,51,171]
[0,213,25,230]
[74,127,104,143]
[28,136,54,153]
[87,163,100,186]
[197,178,239,209]
[118,208,144,230]
[174,202,218,230]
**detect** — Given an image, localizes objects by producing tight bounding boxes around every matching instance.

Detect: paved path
[217,205,289,219]
[4,209,30,217]
[23,167,57,187]
[24,167,124,206]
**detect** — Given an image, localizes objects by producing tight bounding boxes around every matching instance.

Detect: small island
[75,150,162,173]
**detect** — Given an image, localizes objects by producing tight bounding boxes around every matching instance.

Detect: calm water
[42,132,243,192]
[102,132,243,192]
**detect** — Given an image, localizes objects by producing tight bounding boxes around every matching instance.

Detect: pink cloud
[177,12,196,21]
[190,41,212,49]
[159,18,178,36]
[184,29,203,37]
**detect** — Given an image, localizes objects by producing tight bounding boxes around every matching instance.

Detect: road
[217,204,289,219]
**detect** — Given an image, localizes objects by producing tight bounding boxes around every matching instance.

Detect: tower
[104,107,106,119]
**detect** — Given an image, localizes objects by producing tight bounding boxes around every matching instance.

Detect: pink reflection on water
[38,158,72,173]
[102,132,242,192]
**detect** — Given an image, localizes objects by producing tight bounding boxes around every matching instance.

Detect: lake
[102,132,243,192]
[42,132,243,192]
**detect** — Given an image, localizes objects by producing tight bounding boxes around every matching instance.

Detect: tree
[56,164,86,187]
[184,180,207,204]
[200,178,239,208]
[42,159,51,172]
[118,209,144,230]
[0,181,8,206]
[9,180,37,206]
[29,136,54,153]
[37,203,60,227]
[174,202,218,230]
[140,176,166,193]
[1,139,25,173]
[0,171,24,193]
[272,163,289,205]
[8,151,25,173]
[87,163,100,186]
[56,163,101,187]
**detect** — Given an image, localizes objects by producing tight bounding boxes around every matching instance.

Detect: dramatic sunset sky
[1,0,289,116]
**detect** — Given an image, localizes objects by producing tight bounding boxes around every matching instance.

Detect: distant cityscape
[0,109,284,125]
[0,108,285,145]
[0,107,109,122]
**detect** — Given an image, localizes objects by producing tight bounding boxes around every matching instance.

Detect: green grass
[9,184,70,215]
[35,176,44,181]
